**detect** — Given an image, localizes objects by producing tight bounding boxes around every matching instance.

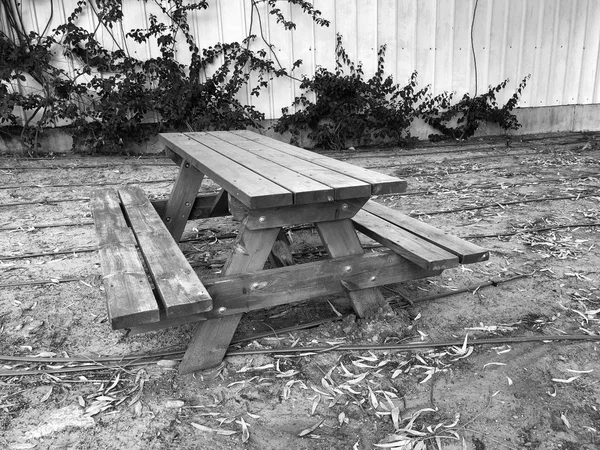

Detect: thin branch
[251,0,302,82]
[39,0,54,38]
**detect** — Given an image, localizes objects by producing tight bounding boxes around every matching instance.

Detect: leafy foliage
[274,35,428,150]
[1,0,528,153]
[0,0,328,153]
[419,75,531,141]
[274,35,529,149]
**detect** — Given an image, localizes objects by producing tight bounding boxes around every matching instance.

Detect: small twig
[0,277,91,289]
[462,427,519,450]
[416,193,597,217]
[401,274,530,305]
[458,389,493,431]
[429,371,438,409]
[0,178,175,191]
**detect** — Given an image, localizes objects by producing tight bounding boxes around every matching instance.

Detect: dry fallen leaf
[132,400,142,417]
[40,386,53,403]
[239,417,250,443]
[190,422,237,436]
[483,362,507,369]
[156,360,179,368]
[551,376,580,383]
[565,368,593,374]
[368,386,379,409]
[164,400,185,408]
[311,395,321,415]
[297,418,325,437]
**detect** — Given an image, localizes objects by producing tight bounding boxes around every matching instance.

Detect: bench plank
[352,209,459,271]
[159,133,293,209]
[118,186,213,318]
[186,132,336,205]
[208,131,372,200]
[229,130,408,195]
[362,200,490,264]
[90,189,160,329]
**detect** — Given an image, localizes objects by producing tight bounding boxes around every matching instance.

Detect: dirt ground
[1,132,599,450]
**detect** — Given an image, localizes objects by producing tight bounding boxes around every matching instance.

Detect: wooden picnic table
[92,129,488,374]
[158,130,409,373]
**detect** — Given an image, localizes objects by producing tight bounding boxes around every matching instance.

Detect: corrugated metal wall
[4,0,600,120]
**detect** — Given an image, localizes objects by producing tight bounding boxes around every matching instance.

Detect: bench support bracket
[179,225,280,374]
[316,219,392,318]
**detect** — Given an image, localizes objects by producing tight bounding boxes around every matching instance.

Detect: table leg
[179,225,280,374]
[163,160,205,242]
[316,219,391,318]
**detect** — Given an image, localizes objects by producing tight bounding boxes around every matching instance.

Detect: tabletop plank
[229,130,407,195]
[207,131,372,200]
[159,133,293,209]
[184,132,334,205]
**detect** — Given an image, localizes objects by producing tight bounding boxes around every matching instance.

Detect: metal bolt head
[185,201,191,207]
[185,162,190,168]
[341,203,349,211]
[327,196,334,202]
[218,307,227,314]
[370,276,377,282]
[344,265,352,273]
[165,217,171,222]
[258,216,266,223]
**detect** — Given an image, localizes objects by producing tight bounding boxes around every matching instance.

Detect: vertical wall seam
[577,0,591,103]
[516,0,526,95]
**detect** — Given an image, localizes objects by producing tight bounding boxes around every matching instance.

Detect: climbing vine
[274,34,530,149]
[0,0,327,153]
[274,34,429,150]
[1,1,528,153]
[419,75,531,141]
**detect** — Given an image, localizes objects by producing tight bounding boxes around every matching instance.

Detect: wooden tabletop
[159,130,407,209]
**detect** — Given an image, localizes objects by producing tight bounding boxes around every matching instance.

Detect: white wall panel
[2,0,599,122]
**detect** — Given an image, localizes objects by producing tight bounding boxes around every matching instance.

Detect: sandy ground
[1,132,599,450]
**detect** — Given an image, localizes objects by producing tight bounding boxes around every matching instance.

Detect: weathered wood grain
[316,219,391,318]
[204,250,438,316]
[178,225,280,374]
[352,209,459,270]
[90,189,160,329]
[151,191,230,220]
[362,200,490,264]
[188,132,335,205]
[159,133,293,209]
[229,130,408,195]
[228,195,369,230]
[118,186,213,318]
[209,131,372,200]
[130,250,440,332]
[162,160,205,242]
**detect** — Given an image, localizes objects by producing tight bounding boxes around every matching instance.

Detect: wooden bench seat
[90,186,213,330]
[352,200,489,271]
